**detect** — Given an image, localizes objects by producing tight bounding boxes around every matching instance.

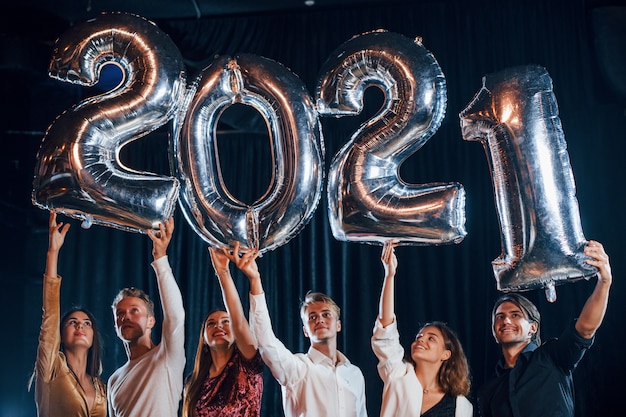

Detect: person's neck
[126,335,154,361]
[501,340,531,368]
[64,349,89,379]
[312,340,338,364]
[414,361,443,394]
[209,345,234,377]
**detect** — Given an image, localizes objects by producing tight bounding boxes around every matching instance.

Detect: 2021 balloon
[460,65,596,300]
[316,30,466,246]
[32,13,186,233]
[175,54,324,254]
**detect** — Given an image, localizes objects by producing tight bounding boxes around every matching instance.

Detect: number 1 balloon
[32,13,185,232]
[316,30,466,246]
[175,54,324,254]
[460,65,596,300]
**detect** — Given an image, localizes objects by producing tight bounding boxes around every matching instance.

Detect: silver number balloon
[460,65,596,300]
[32,13,185,232]
[316,30,466,246]
[176,54,324,253]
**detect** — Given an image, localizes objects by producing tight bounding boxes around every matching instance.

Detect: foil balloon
[175,54,324,254]
[316,30,466,246]
[460,65,596,300]
[32,13,185,232]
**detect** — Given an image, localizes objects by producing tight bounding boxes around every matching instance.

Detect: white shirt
[107,256,186,417]
[249,292,368,417]
[371,318,473,417]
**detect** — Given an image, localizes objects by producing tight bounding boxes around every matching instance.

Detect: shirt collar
[307,346,350,366]
[495,342,538,375]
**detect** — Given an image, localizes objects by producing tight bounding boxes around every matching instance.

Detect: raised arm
[244,250,308,386]
[575,240,612,339]
[378,241,398,327]
[45,211,70,278]
[209,242,258,359]
[37,212,71,382]
[147,218,185,348]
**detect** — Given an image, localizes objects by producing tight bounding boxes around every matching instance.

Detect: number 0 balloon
[32,13,186,232]
[460,65,596,300]
[316,30,466,246]
[175,54,324,253]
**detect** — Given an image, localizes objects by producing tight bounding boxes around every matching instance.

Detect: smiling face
[203,310,233,349]
[302,301,341,343]
[114,296,155,342]
[410,325,451,365]
[493,301,538,347]
[61,311,94,350]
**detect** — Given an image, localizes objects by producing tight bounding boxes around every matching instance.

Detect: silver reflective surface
[317,30,466,246]
[175,54,324,254]
[460,65,596,298]
[32,13,186,232]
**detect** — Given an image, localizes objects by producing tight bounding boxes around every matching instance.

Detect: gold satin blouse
[35,275,107,417]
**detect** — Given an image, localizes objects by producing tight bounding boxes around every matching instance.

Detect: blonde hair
[111,287,155,317]
[299,291,340,324]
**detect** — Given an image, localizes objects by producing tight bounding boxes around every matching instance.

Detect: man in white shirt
[107,218,186,417]
[236,248,368,417]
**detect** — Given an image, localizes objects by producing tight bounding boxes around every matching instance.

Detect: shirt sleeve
[36,275,62,383]
[371,317,408,382]
[151,256,185,359]
[549,320,594,373]
[249,292,306,386]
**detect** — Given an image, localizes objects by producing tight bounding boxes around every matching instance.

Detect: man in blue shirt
[478,240,612,417]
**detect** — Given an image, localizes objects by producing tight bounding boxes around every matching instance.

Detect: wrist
[214,269,230,278]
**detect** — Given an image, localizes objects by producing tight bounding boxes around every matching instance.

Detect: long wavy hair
[406,321,471,397]
[182,310,228,417]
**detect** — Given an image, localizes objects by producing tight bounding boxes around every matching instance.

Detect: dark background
[1,0,625,416]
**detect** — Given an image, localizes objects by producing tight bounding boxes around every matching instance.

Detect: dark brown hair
[492,293,542,345]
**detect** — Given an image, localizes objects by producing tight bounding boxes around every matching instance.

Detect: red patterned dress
[194,347,264,417]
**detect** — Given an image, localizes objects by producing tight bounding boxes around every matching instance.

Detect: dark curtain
[2,0,624,416]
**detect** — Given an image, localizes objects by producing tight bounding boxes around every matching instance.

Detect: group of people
[33,212,613,417]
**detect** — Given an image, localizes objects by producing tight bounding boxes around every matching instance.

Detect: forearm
[249,292,302,385]
[216,270,257,352]
[378,273,395,327]
[575,279,611,338]
[45,249,60,278]
[248,274,264,295]
[152,257,185,340]
[37,274,62,380]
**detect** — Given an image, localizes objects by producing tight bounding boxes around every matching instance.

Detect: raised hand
[381,241,398,279]
[584,240,612,286]
[225,242,260,281]
[147,217,174,260]
[48,211,70,253]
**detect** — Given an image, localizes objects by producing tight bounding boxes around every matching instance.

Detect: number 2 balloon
[32,13,186,233]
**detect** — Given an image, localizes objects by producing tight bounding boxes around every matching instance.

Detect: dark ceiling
[6,0,397,27]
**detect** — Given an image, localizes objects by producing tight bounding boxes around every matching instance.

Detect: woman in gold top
[32,212,107,416]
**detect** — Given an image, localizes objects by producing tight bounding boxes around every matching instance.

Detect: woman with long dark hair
[372,242,472,417]
[32,212,106,416]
